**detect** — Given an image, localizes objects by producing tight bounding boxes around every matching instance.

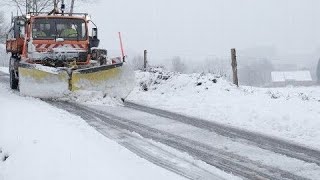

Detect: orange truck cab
[6,13,101,67]
[6,12,107,90]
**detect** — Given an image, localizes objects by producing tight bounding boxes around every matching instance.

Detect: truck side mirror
[92,28,98,39]
[89,27,100,48]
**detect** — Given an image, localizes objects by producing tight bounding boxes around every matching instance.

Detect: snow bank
[0,67,8,74]
[61,90,123,106]
[127,68,320,150]
[0,82,184,180]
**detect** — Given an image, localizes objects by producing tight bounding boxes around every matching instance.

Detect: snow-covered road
[124,101,320,167]
[48,100,320,180]
[48,100,237,180]
[1,68,320,180]
[0,71,186,180]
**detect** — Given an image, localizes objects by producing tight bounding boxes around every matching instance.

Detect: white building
[271,71,313,87]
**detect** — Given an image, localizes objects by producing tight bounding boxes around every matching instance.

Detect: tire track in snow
[48,100,308,180]
[124,101,320,166]
[48,100,229,180]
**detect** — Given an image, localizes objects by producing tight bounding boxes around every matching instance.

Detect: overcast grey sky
[77,0,320,60]
[2,0,320,61]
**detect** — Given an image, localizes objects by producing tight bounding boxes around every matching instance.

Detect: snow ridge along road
[124,101,320,166]
[47,100,315,180]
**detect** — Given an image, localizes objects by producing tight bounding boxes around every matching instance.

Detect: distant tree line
[0,0,90,15]
[238,59,274,87]
[0,0,91,43]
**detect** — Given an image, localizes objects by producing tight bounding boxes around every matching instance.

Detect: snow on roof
[271,71,312,82]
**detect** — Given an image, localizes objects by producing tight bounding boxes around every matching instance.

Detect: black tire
[10,70,19,90]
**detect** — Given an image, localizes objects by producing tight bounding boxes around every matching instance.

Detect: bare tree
[129,55,144,70]
[238,59,274,87]
[171,56,186,73]
[1,0,91,15]
[201,57,229,77]
[0,0,58,14]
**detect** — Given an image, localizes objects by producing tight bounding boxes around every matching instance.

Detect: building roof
[271,71,312,82]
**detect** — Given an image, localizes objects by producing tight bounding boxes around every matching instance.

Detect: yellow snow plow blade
[71,63,123,91]
[70,63,135,98]
[18,62,135,99]
[19,63,69,98]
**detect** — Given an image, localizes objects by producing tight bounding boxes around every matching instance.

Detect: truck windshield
[32,18,87,40]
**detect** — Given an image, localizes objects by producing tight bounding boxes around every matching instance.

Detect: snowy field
[127,68,320,150]
[0,70,184,180]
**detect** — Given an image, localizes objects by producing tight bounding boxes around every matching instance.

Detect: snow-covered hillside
[127,68,320,150]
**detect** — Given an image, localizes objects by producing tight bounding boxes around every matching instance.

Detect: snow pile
[135,67,223,94]
[0,67,8,74]
[60,90,123,106]
[0,82,184,180]
[264,87,320,101]
[127,68,320,150]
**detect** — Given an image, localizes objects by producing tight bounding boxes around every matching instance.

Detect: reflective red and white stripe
[34,44,85,49]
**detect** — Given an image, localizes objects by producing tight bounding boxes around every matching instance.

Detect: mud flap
[18,63,70,98]
[70,63,135,98]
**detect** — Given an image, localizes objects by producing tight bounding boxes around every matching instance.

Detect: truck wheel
[10,70,19,89]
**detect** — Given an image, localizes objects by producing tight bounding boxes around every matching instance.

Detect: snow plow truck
[6,3,134,98]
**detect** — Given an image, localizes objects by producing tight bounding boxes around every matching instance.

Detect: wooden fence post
[144,50,147,71]
[231,48,239,87]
